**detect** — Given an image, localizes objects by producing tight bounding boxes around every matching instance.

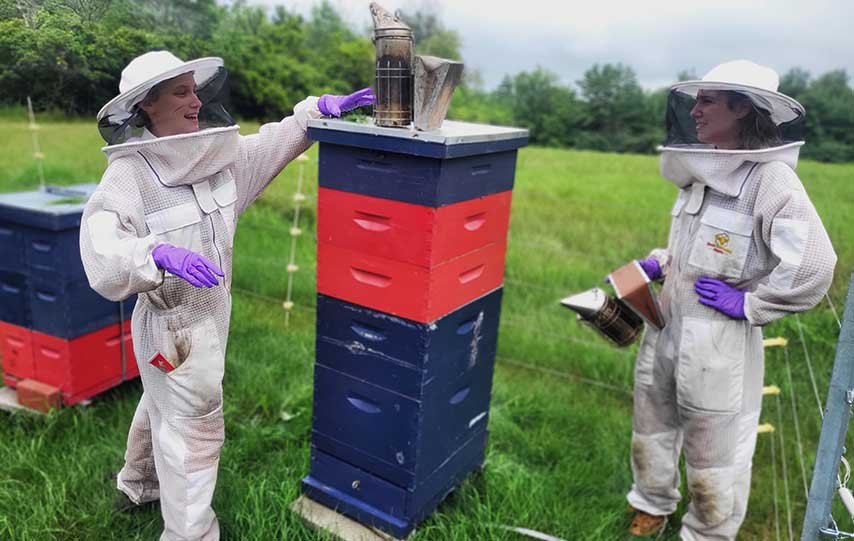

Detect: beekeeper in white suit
[80,51,374,540]
[618,60,836,539]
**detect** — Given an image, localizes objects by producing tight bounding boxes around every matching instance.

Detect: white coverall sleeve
[79,175,164,302]
[234,96,323,214]
[744,163,836,326]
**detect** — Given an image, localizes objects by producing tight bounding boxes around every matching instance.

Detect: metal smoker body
[371,2,413,127]
[561,288,643,347]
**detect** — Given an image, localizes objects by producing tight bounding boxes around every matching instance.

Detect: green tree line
[2,0,853,162]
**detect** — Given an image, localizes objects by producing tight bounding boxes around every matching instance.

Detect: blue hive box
[305,288,502,536]
[0,184,136,338]
[308,118,528,207]
[29,270,136,338]
[315,288,502,401]
[0,270,30,327]
[303,430,487,539]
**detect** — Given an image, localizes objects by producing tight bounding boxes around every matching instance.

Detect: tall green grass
[0,111,852,540]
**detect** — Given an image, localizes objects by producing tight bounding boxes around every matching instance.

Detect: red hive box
[317,240,507,323]
[0,321,35,387]
[317,189,512,323]
[31,320,136,405]
[318,188,512,267]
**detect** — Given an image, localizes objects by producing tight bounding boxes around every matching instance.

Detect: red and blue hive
[0,184,137,406]
[302,118,528,537]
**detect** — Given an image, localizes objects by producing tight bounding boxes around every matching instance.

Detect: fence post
[802,270,854,540]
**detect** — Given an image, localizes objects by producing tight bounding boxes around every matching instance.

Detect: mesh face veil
[661,61,806,151]
[98,66,235,147]
[662,87,806,151]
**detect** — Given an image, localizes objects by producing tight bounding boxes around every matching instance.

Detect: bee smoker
[370,2,413,127]
[560,288,643,347]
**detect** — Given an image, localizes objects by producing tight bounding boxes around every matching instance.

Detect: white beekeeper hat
[670,60,805,125]
[97,51,223,122]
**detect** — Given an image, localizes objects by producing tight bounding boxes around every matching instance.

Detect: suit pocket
[688,207,753,279]
[164,317,225,417]
[212,173,237,240]
[145,202,203,254]
[676,317,745,414]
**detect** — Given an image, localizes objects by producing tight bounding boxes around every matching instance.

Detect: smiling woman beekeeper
[80,50,374,540]
[618,60,836,539]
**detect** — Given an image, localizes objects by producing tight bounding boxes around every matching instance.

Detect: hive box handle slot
[347,394,382,414]
[353,211,392,232]
[36,291,57,302]
[464,212,486,231]
[356,159,394,174]
[2,283,20,294]
[350,268,392,288]
[456,317,478,335]
[458,265,484,284]
[470,164,491,176]
[350,322,387,342]
[39,347,61,360]
[449,386,470,405]
[32,241,52,253]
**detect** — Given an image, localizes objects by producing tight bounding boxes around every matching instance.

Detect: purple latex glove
[152,244,225,288]
[317,87,376,117]
[694,277,747,320]
[637,258,662,281]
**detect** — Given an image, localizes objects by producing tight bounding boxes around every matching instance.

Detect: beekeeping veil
[97,51,235,147]
[659,60,806,198]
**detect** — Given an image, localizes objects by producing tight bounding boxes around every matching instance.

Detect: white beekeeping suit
[80,51,322,540]
[625,61,836,540]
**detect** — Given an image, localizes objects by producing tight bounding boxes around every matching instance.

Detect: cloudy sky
[250,0,854,91]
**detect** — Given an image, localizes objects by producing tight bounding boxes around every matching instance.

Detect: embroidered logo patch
[707,232,732,255]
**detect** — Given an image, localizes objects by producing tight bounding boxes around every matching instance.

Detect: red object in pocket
[148,351,175,373]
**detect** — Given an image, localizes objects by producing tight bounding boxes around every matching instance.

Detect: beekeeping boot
[628,509,667,537]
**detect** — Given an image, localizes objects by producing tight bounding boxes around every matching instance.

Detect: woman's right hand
[317,87,376,117]
[152,244,225,288]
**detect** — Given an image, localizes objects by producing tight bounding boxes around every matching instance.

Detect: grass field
[0,108,853,540]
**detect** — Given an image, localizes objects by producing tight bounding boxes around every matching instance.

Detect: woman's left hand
[694,277,747,320]
[318,87,376,117]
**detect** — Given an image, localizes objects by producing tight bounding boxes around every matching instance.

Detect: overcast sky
[249,0,854,91]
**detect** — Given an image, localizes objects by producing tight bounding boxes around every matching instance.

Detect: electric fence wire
[794,313,827,421]
[496,356,633,397]
[770,420,783,541]
[826,292,843,330]
[229,286,636,397]
[239,221,318,242]
[236,220,629,276]
[775,391,796,541]
[781,344,812,501]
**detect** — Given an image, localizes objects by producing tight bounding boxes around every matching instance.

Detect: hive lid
[307,118,529,159]
[0,183,97,230]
